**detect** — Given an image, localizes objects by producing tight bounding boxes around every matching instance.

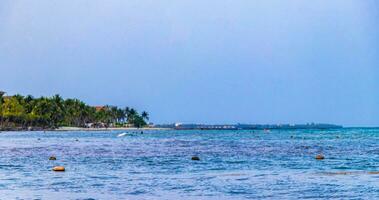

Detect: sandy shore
[55,127,171,131]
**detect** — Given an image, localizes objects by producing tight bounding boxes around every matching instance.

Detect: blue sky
[0,0,378,126]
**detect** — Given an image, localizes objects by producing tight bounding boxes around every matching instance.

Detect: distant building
[175,123,182,127]
[85,122,107,128]
[94,106,105,111]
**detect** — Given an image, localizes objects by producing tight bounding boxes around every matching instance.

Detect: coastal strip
[55,127,170,131]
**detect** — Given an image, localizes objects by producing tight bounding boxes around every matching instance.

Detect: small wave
[319,171,379,176]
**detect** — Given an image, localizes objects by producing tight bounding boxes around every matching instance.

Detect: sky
[0,0,378,126]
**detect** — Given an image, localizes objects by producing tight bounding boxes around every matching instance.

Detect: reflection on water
[0,129,378,199]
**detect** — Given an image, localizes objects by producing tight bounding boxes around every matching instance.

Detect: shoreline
[3,126,373,132]
[55,127,171,131]
[0,127,172,132]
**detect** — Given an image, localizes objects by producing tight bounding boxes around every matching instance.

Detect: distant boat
[117,132,127,137]
[264,129,271,133]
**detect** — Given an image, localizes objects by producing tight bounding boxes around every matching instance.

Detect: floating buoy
[315,154,325,160]
[53,166,65,171]
[49,156,57,160]
[191,156,200,161]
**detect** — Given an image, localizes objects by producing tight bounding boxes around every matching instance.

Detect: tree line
[0,91,149,130]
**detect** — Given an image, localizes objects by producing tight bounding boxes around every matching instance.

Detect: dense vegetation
[0,91,149,130]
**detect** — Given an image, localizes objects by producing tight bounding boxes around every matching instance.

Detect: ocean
[0,129,378,199]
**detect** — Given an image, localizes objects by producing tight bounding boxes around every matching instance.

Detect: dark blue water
[0,129,378,199]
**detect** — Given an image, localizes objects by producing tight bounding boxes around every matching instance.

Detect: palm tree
[13,94,24,103]
[25,95,34,103]
[124,107,130,115]
[0,91,5,104]
[141,111,149,121]
[126,108,137,125]
[128,108,137,116]
[110,106,119,123]
[116,108,126,123]
[52,94,63,106]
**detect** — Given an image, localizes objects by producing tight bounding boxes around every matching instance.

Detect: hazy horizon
[1,0,378,126]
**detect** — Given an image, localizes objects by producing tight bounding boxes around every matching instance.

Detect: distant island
[0,91,149,131]
[155,123,343,130]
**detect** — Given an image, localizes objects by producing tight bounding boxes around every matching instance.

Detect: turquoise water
[0,129,378,199]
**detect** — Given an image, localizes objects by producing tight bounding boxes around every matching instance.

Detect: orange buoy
[53,166,65,171]
[315,154,325,160]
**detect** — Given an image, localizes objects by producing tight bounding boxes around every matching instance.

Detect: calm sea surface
[0,129,378,199]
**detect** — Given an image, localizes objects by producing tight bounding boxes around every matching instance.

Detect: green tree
[1,97,26,127]
[133,115,147,128]
[0,93,149,130]
[0,91,5,103]
[141,111,149,121]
